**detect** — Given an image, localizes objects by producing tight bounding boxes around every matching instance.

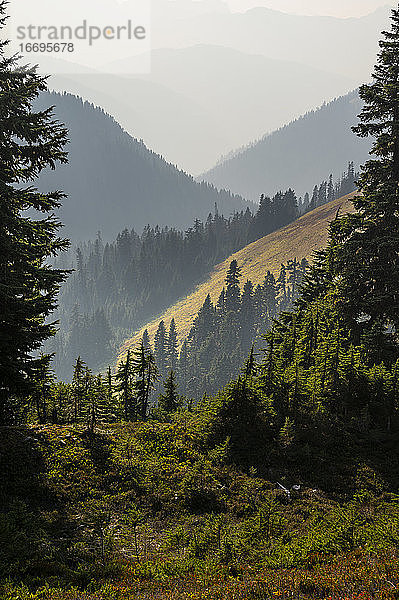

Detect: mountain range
[42,44,355,175]
[36,92,250,242]
[106,45,356,174]
[226,1,394,17]
[200,90,371,202]
[150,4,391,80]
[16,3,391,176]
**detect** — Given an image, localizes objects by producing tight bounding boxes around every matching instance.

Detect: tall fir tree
[303,192,310,211]
[240,280,256,352]
[310,185,319,210]
[327,174,335,203]
[115,350,135,421]
[318,181,327,206]
[330,7,399,350]
[168,319,179,372]
[0,3,69,422]
[210,377,272,466]
[154,321,168,377]
[71,357,86,423]
[263,272,278,320]
[248,195,273,242]
[32,359,54,424]
[105,366,119,421]
[217,288,226,315]
[142,329,151,352]
[158,370,180,417]
[281,189,299,224]
[225,260,242,313]
[179,340,190,396]
[132,342,158,420]
[192,295,215,345]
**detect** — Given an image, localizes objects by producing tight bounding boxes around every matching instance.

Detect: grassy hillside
[119,193,356,362]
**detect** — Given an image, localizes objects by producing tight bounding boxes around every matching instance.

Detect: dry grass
[118,193,357,363]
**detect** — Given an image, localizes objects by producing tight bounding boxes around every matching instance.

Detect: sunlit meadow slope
[118,193,356,362]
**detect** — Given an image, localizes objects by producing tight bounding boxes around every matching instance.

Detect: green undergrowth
[0,420,398,598]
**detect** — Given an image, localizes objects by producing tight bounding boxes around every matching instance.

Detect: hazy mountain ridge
[43,44,356,175]
[226,1,393,18]
[18,3,391,175]
[200,91,371,202]
[151,5,391,79]
[36,91,251,241]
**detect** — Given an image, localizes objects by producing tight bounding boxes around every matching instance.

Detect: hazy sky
[224,0,394,17]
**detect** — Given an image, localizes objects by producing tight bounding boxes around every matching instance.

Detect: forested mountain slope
[35,92,250,241]
[201,91,371,202]
[119,193,356,361]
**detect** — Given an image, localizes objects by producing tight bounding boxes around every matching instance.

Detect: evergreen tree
[225,260,242,312]
[327,174,335,203]
[331,7,399,347]
[179,340,190,396]
[318,181,327,206]
[248,195,273,242]
[277,266,288,307]
[310,185,319,210]
[76,247,87,300]
[0,3,69,422]
[192,295,216,344]
[210,378,273,466]
[49,381,71,424]
[217,288,226,315]
[71,357,86,423]
[142,329,151,352]
[132,342,158,420]
[168,319,179,372]
[106,366,113,405]
[253,284,264,323]
[32,359,54,424]
[154,321,168,377]
[81,366,95,424]
[243,346,257,378]
[240,280,256,352]
[340,162,356,195]
[286,258,305,304]
[281,189,299,223]
[115,350,135,421]
[105,366,119,421]
[262,272,278,320]
[86,373,101,434]
[158,370,180,416]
